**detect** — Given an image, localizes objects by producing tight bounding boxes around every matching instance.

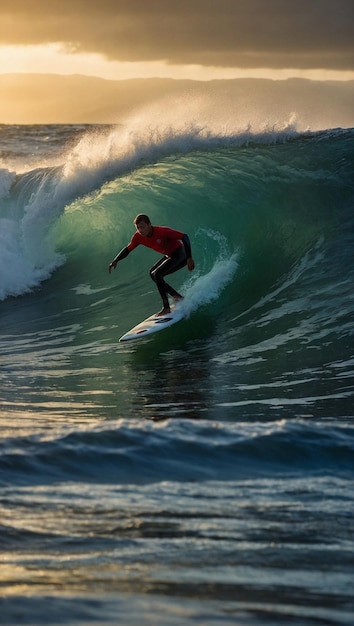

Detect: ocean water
[0,117,354,625]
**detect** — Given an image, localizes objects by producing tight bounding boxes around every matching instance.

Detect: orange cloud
[1,0,353,71]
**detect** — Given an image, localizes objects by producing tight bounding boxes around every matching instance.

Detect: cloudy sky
[1,0,353,81]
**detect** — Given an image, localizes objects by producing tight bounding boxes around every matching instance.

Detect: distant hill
[1,74,353,130]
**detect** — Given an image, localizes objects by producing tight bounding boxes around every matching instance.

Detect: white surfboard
[119,306,185,342]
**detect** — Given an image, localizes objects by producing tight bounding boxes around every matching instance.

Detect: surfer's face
[136,221,153,237]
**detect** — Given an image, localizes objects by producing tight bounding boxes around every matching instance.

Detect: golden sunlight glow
[1,44,354,82]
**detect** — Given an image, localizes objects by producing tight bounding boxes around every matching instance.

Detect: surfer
[109,214,195,316]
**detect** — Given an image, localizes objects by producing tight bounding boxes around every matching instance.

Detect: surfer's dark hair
[134,214,151,225]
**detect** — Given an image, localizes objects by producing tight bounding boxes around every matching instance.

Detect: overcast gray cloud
[1,0,353,70]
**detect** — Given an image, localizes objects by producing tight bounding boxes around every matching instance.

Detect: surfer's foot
[172,294,183,302]
[155,307,171,317]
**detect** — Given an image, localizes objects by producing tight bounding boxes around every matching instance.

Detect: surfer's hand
[109,260,117,273]
[187,257,195,271]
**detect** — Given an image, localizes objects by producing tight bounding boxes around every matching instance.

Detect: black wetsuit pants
[150,247,187,309]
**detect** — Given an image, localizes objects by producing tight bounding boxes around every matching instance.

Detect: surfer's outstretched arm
[108,246,130,273]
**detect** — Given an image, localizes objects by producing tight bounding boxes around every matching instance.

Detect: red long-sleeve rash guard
[127,226,184,257]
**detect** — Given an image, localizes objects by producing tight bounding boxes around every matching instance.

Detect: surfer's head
[134,214,153,237]
[134,214,151,226]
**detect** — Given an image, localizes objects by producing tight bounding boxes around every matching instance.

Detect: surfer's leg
[150,257,171,312]
[150,249,187,313]
[162,251,187,300]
